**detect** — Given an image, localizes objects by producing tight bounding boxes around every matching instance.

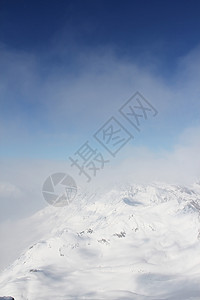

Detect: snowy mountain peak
[0,182,200,299]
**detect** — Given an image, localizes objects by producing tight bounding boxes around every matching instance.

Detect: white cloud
[0,43,200,222]
[0,182,21,199]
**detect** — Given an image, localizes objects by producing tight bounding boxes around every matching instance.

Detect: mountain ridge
[1,182,200,299]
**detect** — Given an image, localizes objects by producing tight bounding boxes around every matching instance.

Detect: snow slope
[0,182,200,299]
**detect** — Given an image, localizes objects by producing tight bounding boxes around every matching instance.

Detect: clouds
[1,125,200,223]
[0,181,21,199]
[91,125,200,188]
[0,45,169,137]
[1,42,199,139]
[0,41,200,222]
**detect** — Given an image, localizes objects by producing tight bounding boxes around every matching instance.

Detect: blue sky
[0,0,200,159]
[1,1,200,58]
[1,0,200,220]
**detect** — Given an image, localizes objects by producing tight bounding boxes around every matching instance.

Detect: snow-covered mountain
[1,182,200,299]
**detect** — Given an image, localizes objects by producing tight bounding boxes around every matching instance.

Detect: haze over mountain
[1,182,200,299]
